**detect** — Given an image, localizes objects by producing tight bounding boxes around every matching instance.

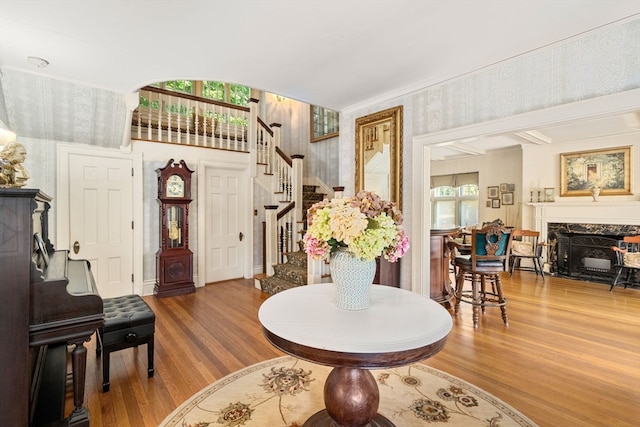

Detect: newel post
[264,205,279,276]
[292,155,305,228]
[248,98,259,176]
[269,123,281,176]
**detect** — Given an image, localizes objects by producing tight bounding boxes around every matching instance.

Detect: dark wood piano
[0,188,103,427]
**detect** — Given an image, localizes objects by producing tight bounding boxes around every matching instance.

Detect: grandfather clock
[155,159,195,297]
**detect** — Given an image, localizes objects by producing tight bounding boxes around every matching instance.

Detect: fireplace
[547,222,639,284]
[530,200,640,285]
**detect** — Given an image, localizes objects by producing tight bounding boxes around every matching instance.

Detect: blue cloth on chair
[475,233,510,255]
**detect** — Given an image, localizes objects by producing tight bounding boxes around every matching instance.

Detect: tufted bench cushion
[97,294,155,392]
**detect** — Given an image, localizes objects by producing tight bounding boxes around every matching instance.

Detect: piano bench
[97,294,155,392]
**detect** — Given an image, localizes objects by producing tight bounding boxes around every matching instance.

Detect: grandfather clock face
[166,175,185,198]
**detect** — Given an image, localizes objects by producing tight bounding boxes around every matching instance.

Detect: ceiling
[1,0,638,111]
[0,1,638,160]
[429,108,640,161]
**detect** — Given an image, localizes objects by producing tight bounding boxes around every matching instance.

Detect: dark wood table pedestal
[303,367,393,427]
[259,285,452,427]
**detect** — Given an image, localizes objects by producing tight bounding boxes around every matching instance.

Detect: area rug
[160,356,537,427]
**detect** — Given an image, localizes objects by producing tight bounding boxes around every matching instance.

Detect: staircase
[259,248,308,295]
[302,184,326,226]
[259,185,328,295]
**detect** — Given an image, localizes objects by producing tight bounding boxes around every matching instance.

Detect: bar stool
[452,223,514,328]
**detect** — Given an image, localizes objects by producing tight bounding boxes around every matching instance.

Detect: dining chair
[509,229,545,280]
[452,223,514,328]
[610,235,640,292]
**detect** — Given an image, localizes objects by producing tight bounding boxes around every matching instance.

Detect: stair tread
[259,276,305,295]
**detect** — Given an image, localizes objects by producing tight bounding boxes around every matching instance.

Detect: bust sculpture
[0,142,30,187]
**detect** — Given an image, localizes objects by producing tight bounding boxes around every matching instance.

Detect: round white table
[258,283,453,427]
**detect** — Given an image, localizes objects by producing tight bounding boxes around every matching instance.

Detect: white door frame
[57,144,144,295]
[197,158,253,287]
[410,89,640,297]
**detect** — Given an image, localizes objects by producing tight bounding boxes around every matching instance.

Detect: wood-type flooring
[64,272,640,427]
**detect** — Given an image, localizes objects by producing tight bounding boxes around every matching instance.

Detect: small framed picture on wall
[501,192,514,205]
[488,186,499,199]
[544,188,555,202]
[492,199,501,208]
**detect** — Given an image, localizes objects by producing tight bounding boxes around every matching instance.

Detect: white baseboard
[141,275,203,296]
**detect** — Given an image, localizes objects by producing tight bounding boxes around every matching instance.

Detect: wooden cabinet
[430,228,458,305]
[374,257,400,287]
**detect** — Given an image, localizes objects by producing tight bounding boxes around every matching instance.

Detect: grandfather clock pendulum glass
[155,159,195,297]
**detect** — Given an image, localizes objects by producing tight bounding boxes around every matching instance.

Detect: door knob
[73,241,80,254]
[239,232,244,241]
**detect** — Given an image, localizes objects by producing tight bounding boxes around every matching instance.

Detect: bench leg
[102,350,110,392]
[147,336,155,377]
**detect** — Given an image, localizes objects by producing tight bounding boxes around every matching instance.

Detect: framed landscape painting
[560,146,632,197]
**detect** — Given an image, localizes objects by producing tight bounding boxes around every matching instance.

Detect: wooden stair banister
[127,86,310,285]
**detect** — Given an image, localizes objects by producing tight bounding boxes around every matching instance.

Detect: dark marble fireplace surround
[547,223,640,284]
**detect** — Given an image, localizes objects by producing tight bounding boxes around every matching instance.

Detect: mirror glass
[355,106,403,208]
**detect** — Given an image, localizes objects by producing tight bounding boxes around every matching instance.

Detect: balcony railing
[131,86,251,151]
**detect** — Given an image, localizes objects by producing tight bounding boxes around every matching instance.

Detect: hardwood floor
[67,273,640,427]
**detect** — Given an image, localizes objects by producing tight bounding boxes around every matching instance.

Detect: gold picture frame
[560,146,632,197]
[355,106,403,208]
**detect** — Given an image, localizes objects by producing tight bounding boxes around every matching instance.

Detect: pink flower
[385,229,410,262]
[303,234,329,260]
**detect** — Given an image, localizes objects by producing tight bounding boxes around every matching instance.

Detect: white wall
[522,133,640,230]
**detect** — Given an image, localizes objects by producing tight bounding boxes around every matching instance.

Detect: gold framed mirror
[355,105,403,208]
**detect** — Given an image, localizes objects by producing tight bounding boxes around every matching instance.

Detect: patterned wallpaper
[340,17,640,288]
[2,70,128,147]
[413,18,640,135]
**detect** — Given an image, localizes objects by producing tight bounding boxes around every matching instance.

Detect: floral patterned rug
[159,356,537,427]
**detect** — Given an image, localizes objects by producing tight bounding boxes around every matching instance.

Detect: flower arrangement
[303,190,409,262]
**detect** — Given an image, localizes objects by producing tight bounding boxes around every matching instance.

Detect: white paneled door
[68,153,134,298]
[205,166,245,283]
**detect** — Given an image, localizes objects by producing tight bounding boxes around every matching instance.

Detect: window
[431,173,479,229]
[143,80,251,107]
[139,80,251,126]
[201,81,251,107]
[310,105,339,142]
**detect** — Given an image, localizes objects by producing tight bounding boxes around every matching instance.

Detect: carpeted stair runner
[260,185,327,295]
[259,250,307,295]
[302,184,326,226]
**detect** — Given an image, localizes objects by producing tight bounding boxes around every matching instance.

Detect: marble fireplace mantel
[530,200,640,244]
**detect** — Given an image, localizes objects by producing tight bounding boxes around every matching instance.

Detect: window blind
[431,172,478,188]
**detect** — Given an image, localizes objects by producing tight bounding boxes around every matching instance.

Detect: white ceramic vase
[329,248,376,310]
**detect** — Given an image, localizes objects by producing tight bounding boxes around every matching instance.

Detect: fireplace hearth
[531,200,640,286]
[548,223,640,284]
